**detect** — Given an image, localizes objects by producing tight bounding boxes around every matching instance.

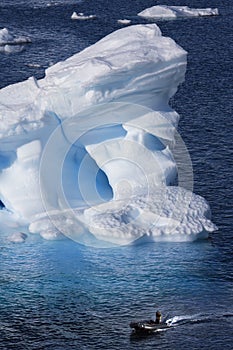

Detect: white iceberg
[71,12,96,20]
[138,5,219,19]
[0,28,31,53]
[0,24,217,246]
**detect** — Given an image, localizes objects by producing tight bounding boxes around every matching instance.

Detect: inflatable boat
[130,320,170,334]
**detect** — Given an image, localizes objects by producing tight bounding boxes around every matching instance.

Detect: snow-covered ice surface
[138,5,219,20]
[0,24,217,246]
[0,28,31,53]
[83,187,216,246]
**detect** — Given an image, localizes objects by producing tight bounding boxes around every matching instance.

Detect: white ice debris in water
[138,5,219,19]
[71,12,96,20]
[0,28,31,53]
[0,24,217,246]
[117,19,131,25]
[8,232,27,243]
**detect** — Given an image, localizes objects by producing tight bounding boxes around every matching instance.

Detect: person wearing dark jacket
[155,310,162,324]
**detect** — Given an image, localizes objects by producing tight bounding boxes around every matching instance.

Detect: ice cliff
[0,24,217,246]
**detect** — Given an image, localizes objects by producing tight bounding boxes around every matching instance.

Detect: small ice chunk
[117,19,131,25]
[0,28,31,46]
[8,232,27,243]
[71,12,96,20]
[40,229,65,240]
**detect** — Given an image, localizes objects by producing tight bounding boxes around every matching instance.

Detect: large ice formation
[0,24,217,246]
[138,5,219,19]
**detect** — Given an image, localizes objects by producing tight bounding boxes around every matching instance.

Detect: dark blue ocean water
[0,0,233,349]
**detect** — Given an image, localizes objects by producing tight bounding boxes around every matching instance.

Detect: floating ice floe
[71,12,97,20]
[0,24,217,246]
[0,45,25,54]
[117,19,131,25]
[0,27,31,53]
[26,63,43,68]
[138,5,219,19]
[8,232,27,243]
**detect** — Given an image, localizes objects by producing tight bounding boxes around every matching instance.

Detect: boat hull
[130,320,170,334]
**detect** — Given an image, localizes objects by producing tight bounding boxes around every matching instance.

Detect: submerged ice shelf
[0,24,217,246]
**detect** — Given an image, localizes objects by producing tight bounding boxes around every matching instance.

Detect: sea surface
[0,0,233,349]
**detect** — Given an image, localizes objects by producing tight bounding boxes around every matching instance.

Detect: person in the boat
[155,310,162,324]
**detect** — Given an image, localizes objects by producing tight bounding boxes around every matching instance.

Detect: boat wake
[131,311,233,340]
[166,311,233,327]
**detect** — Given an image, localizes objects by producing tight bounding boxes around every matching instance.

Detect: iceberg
[0,28,31,53]
[8,231,27,243]
[138,5,219,19]
[0,24,217,246]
